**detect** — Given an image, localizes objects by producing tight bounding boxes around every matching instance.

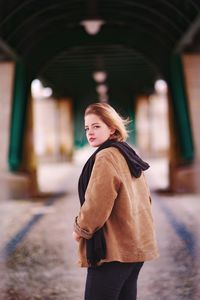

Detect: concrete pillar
[0,62,31,200]
[0,62,14,170]
[33,97,74,162]
[147,93,170,157]
[168,54,194,162]
[0,61,44,199]
[167,54,200,193]
[135,95,151,156]
[135,93,170,156]
[0,62,16,200]
[58,98,74,161]
[21,94,40,196]
[33,97,58,159]
[167,91,194,192]
[167,55,195,193]
[182,54,200,192]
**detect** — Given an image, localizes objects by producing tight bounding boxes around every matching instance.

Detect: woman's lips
[89,138,95,142]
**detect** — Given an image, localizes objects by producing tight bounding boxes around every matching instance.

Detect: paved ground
[0,148,200,300]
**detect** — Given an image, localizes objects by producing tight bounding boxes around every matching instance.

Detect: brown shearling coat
[74,147,159,267]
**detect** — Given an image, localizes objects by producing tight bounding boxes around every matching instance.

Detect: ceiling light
[154,79,168,94]
[96,84,108,95]
[31,79,52,99]
[80,19,105,35]
[42,87,52,98]
[93,71,107,82]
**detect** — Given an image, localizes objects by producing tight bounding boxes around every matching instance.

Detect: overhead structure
[1,1,200,193]
[0,0,200,101]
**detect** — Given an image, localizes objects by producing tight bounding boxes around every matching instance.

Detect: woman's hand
[72,231,81,242]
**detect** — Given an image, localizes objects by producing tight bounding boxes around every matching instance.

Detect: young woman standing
[73,103,159,300]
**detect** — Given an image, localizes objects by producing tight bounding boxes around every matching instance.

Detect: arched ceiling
[0,0,200,101]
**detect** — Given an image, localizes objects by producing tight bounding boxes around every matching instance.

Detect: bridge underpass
[0,1,200,299]
[0,150,200,299]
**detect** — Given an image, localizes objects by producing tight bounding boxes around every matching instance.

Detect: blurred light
[31,79,42,98]
[93,71,107,82]
[154,79,168,94]
[31,79,52,98]
[80,19,104,35]
[96,84,108,95]
[43,87,53,98]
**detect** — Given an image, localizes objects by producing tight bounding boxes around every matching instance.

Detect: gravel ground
[0,150,200,300]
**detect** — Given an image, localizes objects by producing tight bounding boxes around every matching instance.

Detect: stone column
[0,62,41,199]
[135,95,149,155]
[167,54,195,193]
[182,54,200,192]
[0,62,14,171]
[0,62,22,200]
[58,98,74,161]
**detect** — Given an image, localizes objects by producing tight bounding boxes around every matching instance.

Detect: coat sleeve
[74,153,121,239]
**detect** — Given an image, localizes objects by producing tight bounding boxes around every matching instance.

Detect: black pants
[84,261,144,300]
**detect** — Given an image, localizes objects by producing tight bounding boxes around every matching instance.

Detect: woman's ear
[110,127,116,135]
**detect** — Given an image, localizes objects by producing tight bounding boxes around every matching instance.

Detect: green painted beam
[168,54,194,162]
[8,61,30,171]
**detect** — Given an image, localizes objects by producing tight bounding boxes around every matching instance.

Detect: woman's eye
[94,126,100,129]
[85,128,89,132]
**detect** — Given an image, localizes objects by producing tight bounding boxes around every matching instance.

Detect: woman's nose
[87,128,94,135]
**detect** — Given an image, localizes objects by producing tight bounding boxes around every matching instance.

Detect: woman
[73,103,159,300]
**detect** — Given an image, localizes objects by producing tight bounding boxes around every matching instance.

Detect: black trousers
[84,261,144,300]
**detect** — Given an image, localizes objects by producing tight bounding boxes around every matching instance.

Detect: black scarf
[78,139,149,266]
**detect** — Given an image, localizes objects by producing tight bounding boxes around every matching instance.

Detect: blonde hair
[85,103,129,142]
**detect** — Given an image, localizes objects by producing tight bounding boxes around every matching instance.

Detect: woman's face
[84,114,115,147]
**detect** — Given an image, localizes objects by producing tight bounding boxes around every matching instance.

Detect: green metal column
[8,61,30,171]
[168,54,194,162]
